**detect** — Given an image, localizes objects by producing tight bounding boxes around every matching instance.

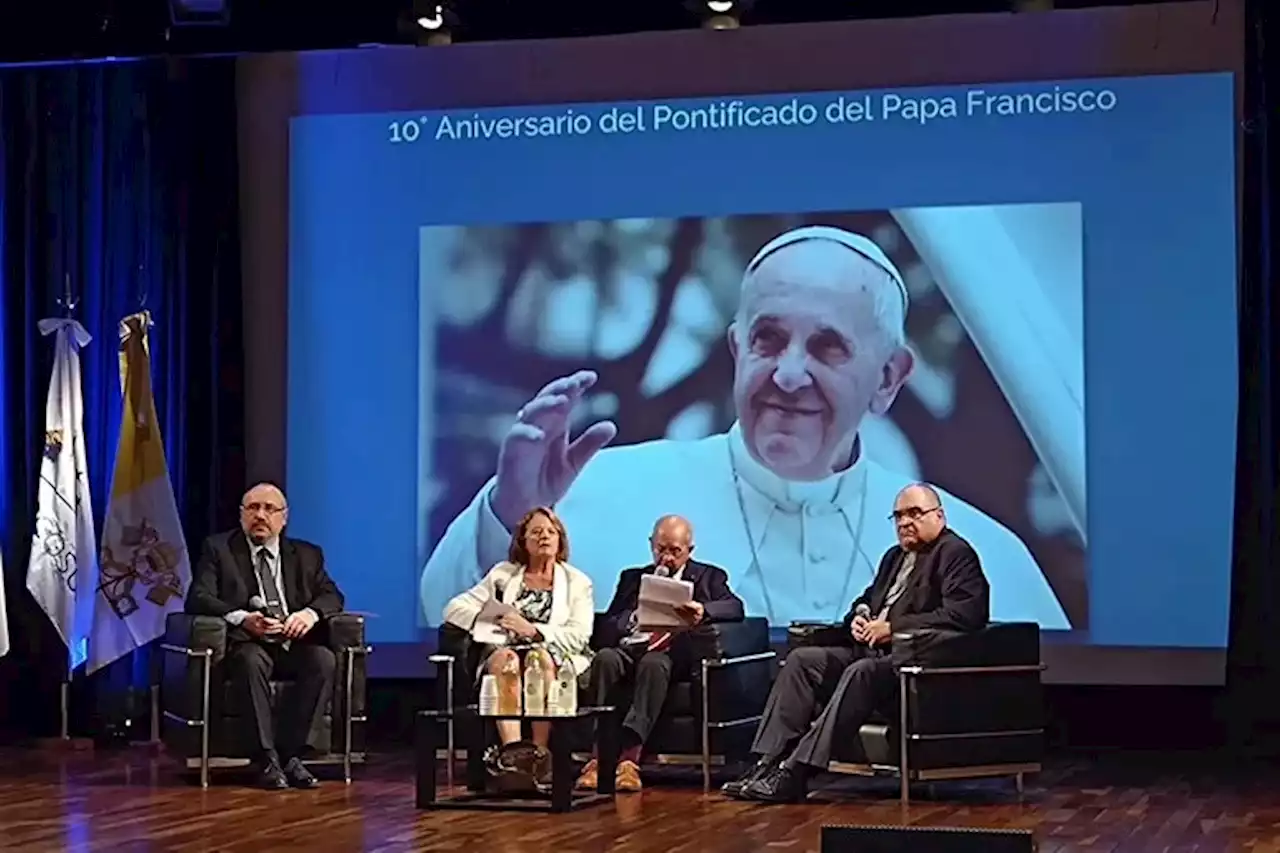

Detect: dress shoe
[721,755,778,798]
[740,763,808,804]
[615,759,642,793]
[575,759,599,790]
[282,757,320,789]
[259,760,289,790]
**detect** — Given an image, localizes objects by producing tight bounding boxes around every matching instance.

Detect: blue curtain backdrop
[1225,0,1280,755]
[0,56,245,738]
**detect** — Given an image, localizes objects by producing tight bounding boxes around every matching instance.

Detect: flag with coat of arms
[88,311,189,674]
[25,318,97,669]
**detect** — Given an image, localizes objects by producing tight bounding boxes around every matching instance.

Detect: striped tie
[647,631,672,653]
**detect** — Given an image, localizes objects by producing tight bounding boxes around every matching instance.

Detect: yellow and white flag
[26,318,96,668]
[88,311,189,674]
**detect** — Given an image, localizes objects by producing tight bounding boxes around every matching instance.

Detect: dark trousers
[751,644,897,770]
[227,639,337,763]
[584,644,673,745]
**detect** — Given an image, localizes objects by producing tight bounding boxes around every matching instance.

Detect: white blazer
[442,560,595,676]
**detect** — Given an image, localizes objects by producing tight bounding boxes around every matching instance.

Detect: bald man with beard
[186,481,346,790]
[573,515,745,793]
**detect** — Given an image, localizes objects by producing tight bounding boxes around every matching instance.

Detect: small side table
[416,704,619,813]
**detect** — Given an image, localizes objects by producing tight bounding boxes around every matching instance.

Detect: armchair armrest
[435,624,480,709]
[891,622,1042,672]
[694,618,776,727]
[325,612,368,653]
[890,623,1044,738]
[687,617,771,663]
[326,613,370,756]
[703,651,776,670]
[160,614,226,763]
[163,613,228,663]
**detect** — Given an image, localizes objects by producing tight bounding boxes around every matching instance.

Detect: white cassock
[420,423,1070,630]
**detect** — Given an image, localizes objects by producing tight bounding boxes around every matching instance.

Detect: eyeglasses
[651,543,689,556]
[242,503,286,515]
[889,506,940,522]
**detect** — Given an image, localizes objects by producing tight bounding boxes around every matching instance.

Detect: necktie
[877,552,916,620]
[256,549,284,619]
[647,631,672,653]
[256,549,290,648]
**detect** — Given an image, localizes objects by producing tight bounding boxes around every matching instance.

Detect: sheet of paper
[471,596,517,645]
[637,574,695,628]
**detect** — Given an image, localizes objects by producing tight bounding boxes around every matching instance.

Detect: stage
[0,749,1275,852]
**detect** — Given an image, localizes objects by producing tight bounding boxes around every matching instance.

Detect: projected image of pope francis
[420,224,1071,629]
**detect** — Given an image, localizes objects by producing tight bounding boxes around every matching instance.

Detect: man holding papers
[575,515,745,793]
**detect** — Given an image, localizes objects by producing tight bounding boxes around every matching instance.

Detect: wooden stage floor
[0,748,1277,852]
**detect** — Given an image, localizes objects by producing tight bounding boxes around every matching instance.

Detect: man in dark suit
[575,514,745,792]
[724,483,989,803]
[186,481,346,790]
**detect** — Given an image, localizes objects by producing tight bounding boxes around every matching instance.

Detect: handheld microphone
[655,565,670,578]
[852,603,876,650]
[249,594,284,618]
[248,595,288,646]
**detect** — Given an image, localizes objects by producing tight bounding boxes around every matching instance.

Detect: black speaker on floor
[821,825,1035,852]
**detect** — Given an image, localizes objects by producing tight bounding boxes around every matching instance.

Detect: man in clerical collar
[724,483,990,804]
[419,226,1068,631]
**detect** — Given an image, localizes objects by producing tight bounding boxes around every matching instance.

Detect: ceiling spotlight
[403,0,459,45]
[168,0,229,26]
[685,0,754,30]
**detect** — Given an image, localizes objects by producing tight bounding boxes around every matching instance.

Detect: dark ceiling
[0,0,1180,66]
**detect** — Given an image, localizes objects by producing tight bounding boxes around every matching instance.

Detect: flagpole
[60,678,70,740]
[58,276,75,744]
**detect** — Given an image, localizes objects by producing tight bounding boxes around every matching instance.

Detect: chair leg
[1016,771,1025,797]
[701,659,711,793]
[150,684,161,743]
[199,650,212,790]
[445,666,455,790]
[343,647,356,785]
[898,669,910,806]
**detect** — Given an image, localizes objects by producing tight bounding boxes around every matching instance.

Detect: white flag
[88,311,189,674]
[0,548,10,658]
[26,318,97,669]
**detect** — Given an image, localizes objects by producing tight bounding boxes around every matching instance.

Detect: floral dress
[474,586,565,683]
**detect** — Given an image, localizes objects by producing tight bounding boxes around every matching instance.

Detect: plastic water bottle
[523,648,551,715]
[549,657,578,716]
[478,675,499,715]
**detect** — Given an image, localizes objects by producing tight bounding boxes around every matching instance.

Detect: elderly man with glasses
[186,481,346,790]
[722,483,990,804]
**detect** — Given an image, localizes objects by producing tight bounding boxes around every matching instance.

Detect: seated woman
[442,506,594,783]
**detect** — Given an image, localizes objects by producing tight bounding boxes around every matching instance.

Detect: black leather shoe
[260,760,289,790]
[740,764,807,803]
[283,757,320,789]
[721,755,778,798]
